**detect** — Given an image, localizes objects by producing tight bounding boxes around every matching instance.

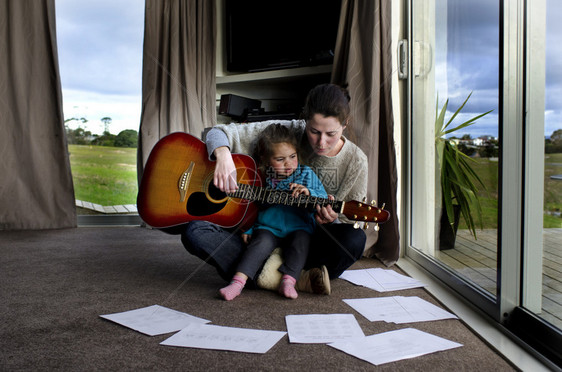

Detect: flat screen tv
[225,0,342,73]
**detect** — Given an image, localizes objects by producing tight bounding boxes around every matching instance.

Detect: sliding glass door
[409,0,500,311]
[523,0,562,332]
[407,0,562,366]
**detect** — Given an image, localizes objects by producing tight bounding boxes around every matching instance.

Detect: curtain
[0,0,76,230]
[332,0,399,265]
[138,0,216,180]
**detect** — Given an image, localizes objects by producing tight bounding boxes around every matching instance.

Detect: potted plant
[435,93,493,248]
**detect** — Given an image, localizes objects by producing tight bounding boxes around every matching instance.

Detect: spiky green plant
[435,93,493,238]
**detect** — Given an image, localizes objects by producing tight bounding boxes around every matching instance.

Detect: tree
[457,143,476,156]
[65,126,93,145]
[478,139,499,158]
[64,117,88,126]
[91,131,116,147]
[114,130,138,148]
[100,117,112,133]
[546,130,562,153]
[551,129,562,144]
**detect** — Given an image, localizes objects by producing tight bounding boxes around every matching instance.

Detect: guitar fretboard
[227,183,343,212]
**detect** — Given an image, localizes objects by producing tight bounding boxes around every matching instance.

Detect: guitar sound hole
[186,192,227,216]
[207,182,227,201]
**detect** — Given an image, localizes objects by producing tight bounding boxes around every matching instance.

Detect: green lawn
[461,154,562,229]
[543,153,562,227]
[69,144,137,206]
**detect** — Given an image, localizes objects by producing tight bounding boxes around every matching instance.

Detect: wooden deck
[436,228,562,329]
[75,199,137,214]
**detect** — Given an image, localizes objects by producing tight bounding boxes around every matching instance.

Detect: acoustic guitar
[137,132,390,230]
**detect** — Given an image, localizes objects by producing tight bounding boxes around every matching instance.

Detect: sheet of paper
[339,268,425,292]
[343,296,457,323]
[100,305,210,336]
[160,324,286,354]
[285,314,365,344]
[329,328,462,366]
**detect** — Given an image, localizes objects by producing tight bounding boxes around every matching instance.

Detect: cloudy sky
[436,0,561,139]
[56,0,144,135]
[55,0,560,138]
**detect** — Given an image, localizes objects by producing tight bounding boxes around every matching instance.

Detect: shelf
[216,65,332,85]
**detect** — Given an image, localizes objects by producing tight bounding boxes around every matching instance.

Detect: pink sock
[219,274,246,301]
[279,274,298,299]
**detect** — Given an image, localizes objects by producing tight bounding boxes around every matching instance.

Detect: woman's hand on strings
[315,194,338,224]
[213,146,238,193]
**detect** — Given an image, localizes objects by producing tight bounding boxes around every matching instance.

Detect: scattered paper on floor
[285,314,365,344]
[160,323,286,354]
[343,296,457,323]
[339,268,425,292]
[100,304,210,336]
[328,328,462,366]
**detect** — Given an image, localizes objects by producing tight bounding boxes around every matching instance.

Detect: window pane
[411,0,500,297]
[523,0,562,329]
[55,0,143,216]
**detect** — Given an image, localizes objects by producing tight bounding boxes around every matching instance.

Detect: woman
[181,84,368,292]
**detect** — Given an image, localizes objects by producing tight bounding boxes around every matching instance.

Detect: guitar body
[137,132,261,229]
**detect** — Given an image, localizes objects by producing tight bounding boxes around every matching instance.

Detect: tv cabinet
[215,0,333,124]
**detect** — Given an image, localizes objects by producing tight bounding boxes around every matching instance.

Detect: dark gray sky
[437,0,561,138]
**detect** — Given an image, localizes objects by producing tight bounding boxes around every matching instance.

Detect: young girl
[219,124,327,300]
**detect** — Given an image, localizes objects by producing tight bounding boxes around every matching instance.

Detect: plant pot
[439,205,461,250]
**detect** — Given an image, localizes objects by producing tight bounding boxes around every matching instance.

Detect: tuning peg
[353,222,360,229]
[371,200,377,206]
[362,197,368,203]
[363,223,369,230]
[381,203,386,210]
[374,224,380,231]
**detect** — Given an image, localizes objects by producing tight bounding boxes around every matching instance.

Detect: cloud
[545,110,562,138]
[55,0,144,134]
[55,0,144,95]
[62,89,141,135]
[435,0,561,138]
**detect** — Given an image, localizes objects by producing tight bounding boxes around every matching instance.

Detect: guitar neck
[228,184,343,212]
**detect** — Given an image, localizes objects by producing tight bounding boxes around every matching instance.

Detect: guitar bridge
[178,162,194,202]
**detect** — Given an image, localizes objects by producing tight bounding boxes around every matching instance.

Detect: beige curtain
[332,0,399,265]
[0,0,76,230]
[138,0,216,180]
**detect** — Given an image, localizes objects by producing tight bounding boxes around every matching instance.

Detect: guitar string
[231,183,340,211]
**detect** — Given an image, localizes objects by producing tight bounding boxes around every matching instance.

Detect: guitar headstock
[341,199,390,231]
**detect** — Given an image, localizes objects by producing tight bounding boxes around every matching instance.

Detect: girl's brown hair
[253,124,299,174]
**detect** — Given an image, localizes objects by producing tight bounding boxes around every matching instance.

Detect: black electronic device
[219,94,262,119]
[225,0,341,73]
[243,111,298,123]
